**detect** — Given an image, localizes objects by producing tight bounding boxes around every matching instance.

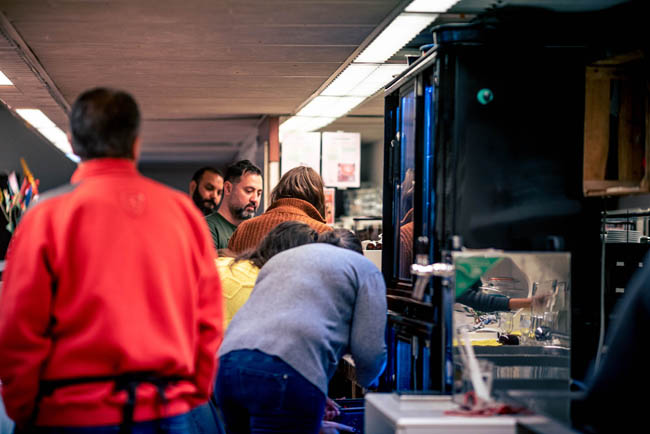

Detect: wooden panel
[2,0,399,26]
[54,77,327,93]
[133,98,307,117]
[583,180,642,197]
[583,67,611,184]
[41,61,338,77]
[618,73,645,181]
[14,22,375,46]
[583,57,649,197]
[0,30,69,132]
[140,119,261,145]
[30,43,357,63]
[1,0,403,164]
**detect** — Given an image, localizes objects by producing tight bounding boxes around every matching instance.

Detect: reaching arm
[457,288,511,312]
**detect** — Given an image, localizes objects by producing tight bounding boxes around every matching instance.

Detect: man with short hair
[189,166,224,215]
[205,159,263,250]
[0,88,223,432]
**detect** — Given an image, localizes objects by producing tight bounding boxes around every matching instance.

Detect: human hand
[319,420,355,433]
[532,293,551,310]
[323,397,341,420]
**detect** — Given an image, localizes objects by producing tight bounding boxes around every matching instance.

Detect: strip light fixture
[16,109,79,162]
[279,0,459,140]
[0,70,13,86]
[354,13,438,64]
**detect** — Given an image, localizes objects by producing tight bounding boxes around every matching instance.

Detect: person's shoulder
[205,211,221,224]
[216,256,235,266]
[217,257,259,280]
[321,243,380,268]
[20,183,79,223]
[297,242,358,258]
[315,222,333,232]
[33,183,78,206]
[210,213,239,233]
[241,212,268,225]
[294,244,381,273]
[206,211,229,223]
[232,259,259,275]
[232,213,268,233]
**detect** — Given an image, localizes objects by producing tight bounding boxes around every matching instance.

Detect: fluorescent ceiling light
[355,13,437,63]
[321,64,379,96]
[297,96,366,118]
[279,116,336,141]
[0,70,13,86]
[38,126,73,155]
[66,153,81,163]
[16,109,56,129]
[282,3,442,140]
[405,0,459,13]
[347,64,408,96]
[323,64,408,97]
[16,108,75,159]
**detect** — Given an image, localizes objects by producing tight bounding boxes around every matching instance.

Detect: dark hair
[317,229,363,254]
[235,221,318,268]
[271,166,326,218]
[192,166,223,183]
[224,160,262,184]
[70,88,140,159]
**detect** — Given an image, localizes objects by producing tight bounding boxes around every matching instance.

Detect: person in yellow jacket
[217,220,319,328]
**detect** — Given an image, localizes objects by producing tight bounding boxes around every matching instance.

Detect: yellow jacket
[216,257,260,329]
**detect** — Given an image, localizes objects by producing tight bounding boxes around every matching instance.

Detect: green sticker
[454,257,502,297]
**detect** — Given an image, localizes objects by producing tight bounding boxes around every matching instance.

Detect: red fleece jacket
[0,159,223,427]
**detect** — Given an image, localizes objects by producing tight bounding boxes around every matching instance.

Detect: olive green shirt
[205,212,237,250]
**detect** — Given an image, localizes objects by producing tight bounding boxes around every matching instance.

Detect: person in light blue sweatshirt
[215,229,387,434]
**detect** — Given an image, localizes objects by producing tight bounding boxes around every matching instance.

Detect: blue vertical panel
[392,106,402,278]
[396,339,412,391]
[384,324,397,389]
[421,344,431,390]
[422,86,436,260]
[397,90,416,280]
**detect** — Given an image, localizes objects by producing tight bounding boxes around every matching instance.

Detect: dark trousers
[214,350,325,434]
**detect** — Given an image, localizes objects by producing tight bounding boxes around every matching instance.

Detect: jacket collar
[266,198,326,223]
[71,158,138,183]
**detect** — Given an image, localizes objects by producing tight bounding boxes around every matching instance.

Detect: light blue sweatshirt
[218,243,387,394]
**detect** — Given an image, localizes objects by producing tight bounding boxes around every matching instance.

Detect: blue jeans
[188,401,226,434]
[215,350,325,434]
[31,412,191,434]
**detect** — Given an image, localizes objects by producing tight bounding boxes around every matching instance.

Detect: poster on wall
[322,131,360,188]
[323,187,336,225]
[280,131,321,176]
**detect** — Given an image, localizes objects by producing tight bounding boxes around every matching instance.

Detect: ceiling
[0,0,632,168]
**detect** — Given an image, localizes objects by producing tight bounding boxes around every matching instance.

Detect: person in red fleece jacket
[0,88,223,433]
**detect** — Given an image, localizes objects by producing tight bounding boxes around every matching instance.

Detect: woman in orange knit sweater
[227,166,332,253]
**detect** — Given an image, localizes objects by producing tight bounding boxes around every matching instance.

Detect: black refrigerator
[378,6,631,395]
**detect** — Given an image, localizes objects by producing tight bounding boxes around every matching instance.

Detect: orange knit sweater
[227,198,332,253]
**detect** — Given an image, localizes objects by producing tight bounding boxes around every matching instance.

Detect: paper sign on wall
[280,131,321,176]
[322,131,360,188]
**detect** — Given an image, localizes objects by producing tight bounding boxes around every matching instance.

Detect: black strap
[32,372,184,433]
